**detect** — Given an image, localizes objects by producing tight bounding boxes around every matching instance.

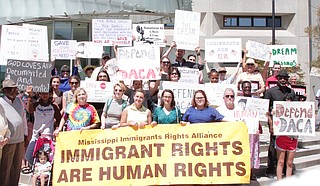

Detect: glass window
[239,17,251,27]
[73,22,89,41]
[54,21,72,40]
[224,17,237,27]
[267,17,281,27]
[253,17,266,27]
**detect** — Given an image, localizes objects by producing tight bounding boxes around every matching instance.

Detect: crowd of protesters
[0,39,315,186]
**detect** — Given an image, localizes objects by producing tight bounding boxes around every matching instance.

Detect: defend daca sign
[53,122,250,185]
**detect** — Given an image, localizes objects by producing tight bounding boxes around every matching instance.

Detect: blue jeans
[25,140,36,166]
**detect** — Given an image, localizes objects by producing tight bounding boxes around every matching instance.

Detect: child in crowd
[32,151,52,186]
[208,69,219,83]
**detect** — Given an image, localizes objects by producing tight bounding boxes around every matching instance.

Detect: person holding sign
[100,83,128,129]
[24,86,61,166]
[271,100,298,180]
[218,60,242,84]
[163,41,204,70]
[240,81,262,181]
[54,88,100,134]
[51,58,79,93]
[264,70,297,178]
[151,89,181,125]
[181,90,226,124]
[120,90,152,129]
[236,58,265,97]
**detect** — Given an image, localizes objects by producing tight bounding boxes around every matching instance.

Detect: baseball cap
[102,52,110,59]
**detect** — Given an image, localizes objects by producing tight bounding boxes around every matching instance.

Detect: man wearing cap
[217,60,242,84]
[91,51,119,82]
[162,41,204,70]
[75,61,96,82]
[0,79,28,186]
[264,70,296,178]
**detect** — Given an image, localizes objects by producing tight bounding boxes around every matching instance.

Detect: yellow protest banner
[53,122,250,185]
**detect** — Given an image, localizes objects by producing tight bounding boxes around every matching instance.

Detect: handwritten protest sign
[205,38,242,62]
[205,83,237,108]
[6,59,51,92]
[177,67,199,84]
[173,10,200,51]
[0,24,49,65]
[80,81,113,103]
[117,46,160,80]
[273,101,315,136]
[51,40,77,60]
[23,24,49,62]
[53,122,250,185]
[92,19,132,46]
[132,24,165,47]
[233,97,269,134]
[160,81,204,113]
[0,25,28,65]
[269,45,297,67]
[76,42,103,58]
[245,40,270,61]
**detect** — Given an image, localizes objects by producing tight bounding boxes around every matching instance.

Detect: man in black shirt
[264,70,296,178]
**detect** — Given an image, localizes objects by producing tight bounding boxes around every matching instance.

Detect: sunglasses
[162,61,170,64]
[114,89,123,92]
[62,70,70,73]
[219,71,227,74]
[246,64,254,66]
[225,95,235,98]
[70,82,79,85]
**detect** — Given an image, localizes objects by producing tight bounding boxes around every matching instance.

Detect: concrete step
[294,154,320,169]
[260,144,320,164]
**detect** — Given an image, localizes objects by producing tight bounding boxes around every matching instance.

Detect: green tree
[305,7,320,68]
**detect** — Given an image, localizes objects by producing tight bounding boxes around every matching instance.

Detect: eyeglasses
[195,97,205,100]
[225,95,235,98]
[70,82,79,85]
[114,89,123,92]
[62,70,70,73]
[246,64,254,66]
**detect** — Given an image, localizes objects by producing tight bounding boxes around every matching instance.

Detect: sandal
[21,166,32,174]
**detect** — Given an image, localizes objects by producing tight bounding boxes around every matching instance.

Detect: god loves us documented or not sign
[6,59,51,92]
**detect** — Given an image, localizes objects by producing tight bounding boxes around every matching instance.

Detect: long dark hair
[160,89,176,108]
